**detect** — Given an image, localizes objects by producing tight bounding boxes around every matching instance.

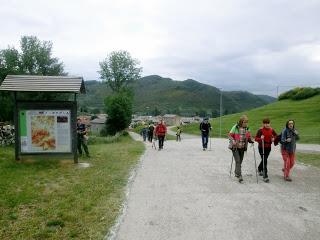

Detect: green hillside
[181,95,320,144]
[78,75,275,116]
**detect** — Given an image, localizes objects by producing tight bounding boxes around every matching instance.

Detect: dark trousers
[258,147,271,178]
[148,133,153,142]
[232,148,245,177]
[158,135,165,149]
[176,135,181,141]
[201,133,209,148]
[77,137,89,156]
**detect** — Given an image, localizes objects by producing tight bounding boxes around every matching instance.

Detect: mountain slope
[78,75,275,116]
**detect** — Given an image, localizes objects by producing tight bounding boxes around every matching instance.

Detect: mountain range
[78,75,276,116]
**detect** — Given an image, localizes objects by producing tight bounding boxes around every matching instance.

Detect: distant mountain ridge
[78,75,276,116]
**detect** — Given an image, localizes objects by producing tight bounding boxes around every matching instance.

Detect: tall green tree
[99,50,142,135]
[0,36,66,121]
[104,90,133,135]
[99,50,142,93]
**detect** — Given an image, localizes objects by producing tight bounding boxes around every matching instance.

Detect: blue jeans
[201,133,209,149]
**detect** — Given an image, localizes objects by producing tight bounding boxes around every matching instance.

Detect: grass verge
[297,152,320,169]
[0,134,144,240]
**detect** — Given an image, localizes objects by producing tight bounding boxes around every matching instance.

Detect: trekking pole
[209,131,212,151]
[262,139,265,178]
[229,154,234,177]
[252,143,259,183]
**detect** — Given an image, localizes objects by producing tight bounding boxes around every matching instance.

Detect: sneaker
[263,178,269,183]
[258,171,263,176]
[203,148,206,151]
[238,176,243,183]
[284,177,292,182]
[282,168,284,172]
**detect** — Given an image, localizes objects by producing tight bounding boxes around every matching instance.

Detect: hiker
[228,115,254,183]
[140,125,149,142]
[77,118,90,157]
[148,124,154,142]
[254,117,278,183]
[155,119,167,150]
[199,117,212,150]
[280,119,299,182]
[176,126,182,142]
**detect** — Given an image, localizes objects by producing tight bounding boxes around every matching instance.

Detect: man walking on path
[155,119,167,150]
[148,124,154,142]
[200,117,212,150]
[255,118,277,183]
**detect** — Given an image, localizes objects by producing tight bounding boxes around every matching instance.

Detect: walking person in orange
[155,119,167,150]
[280,119,299,181]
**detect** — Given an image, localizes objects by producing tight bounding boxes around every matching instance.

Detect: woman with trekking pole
[228,115,254,183]
[280,119,299,182]
[254,118,278,183]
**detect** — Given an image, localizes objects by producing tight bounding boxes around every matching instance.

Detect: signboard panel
[19,110,72,153]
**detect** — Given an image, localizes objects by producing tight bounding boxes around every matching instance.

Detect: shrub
[278,87,320,101]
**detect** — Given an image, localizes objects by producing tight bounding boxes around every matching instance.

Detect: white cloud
[0,0,320,94]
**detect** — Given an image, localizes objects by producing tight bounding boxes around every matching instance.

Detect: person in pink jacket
[229,115,254,183]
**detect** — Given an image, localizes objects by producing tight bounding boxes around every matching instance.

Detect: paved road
[110,132,320,240]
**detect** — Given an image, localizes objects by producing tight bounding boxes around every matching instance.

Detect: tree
[104,90,133,135]
[99,50,142,135]
[0,36,66,121]
[99,50,142,93]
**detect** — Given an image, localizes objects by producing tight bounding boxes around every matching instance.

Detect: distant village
[77,114,203,135]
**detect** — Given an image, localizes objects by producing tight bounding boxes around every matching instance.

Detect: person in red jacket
[155,119,167,150]
[255,118,277,182]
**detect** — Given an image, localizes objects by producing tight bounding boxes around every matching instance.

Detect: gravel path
[110,132,320,240]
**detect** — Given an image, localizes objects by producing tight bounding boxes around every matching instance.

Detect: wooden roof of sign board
[0,75,86,93]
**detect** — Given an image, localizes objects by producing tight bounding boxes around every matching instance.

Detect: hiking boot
[238,176,243,183]
[263,178,269,183]
[284,177,292,182]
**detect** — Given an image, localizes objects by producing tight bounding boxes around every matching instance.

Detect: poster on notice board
[19,110,71,153]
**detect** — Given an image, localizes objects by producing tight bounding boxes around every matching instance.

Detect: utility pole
[219,89,222,138]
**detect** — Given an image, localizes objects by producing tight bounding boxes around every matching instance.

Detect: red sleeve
[255,129,262,143]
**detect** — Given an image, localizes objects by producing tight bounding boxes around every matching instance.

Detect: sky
[1,0,320,96]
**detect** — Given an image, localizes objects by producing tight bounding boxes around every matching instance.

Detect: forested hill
[78,75,275,116]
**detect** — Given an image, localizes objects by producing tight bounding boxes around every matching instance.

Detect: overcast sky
[1,0,320,95]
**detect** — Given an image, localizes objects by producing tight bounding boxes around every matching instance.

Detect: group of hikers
[140,119,170,150]
[142,115,299,184]
[228,115,299,183]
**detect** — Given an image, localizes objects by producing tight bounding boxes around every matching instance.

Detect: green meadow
[181,95,320,144]
[0,135,144,240]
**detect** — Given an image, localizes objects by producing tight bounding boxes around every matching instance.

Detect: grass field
[0,134,144,240]
[297,152,320,169]
[181,95,320,144]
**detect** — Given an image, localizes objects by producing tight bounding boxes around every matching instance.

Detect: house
[162,114,181,126]
[90,117,106,135]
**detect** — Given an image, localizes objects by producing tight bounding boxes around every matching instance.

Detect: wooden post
[14,92,20,160]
